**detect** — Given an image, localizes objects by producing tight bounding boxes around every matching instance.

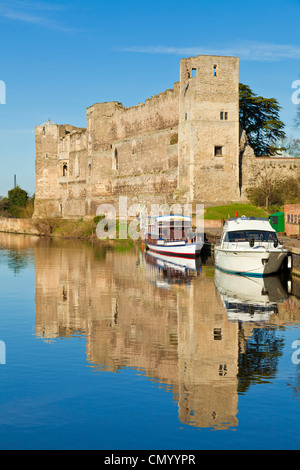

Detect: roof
[270,212,284,216]
[149,215,192,222]
[224,216,275,232]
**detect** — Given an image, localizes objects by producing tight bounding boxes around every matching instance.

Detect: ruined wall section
[58,129,88,218]
[178,56,240,205]
[86,84,180,214]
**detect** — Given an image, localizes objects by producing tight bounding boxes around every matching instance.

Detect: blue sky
[0,0,299,197]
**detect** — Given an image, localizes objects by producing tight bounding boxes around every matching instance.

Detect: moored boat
[214,216,288,277]
[142,215,203,258]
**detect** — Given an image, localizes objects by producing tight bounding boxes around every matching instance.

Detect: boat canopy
[224,216,276,233]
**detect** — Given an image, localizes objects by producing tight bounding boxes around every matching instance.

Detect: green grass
[204,203,269,220]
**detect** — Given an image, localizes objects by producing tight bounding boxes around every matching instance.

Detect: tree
[277,136,300,157]
[239,83,286,156]
[0,197,9,215]
[7,186,28,217]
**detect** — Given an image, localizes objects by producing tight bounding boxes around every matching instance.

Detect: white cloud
[117,41,300,61]
[0,1,78,32]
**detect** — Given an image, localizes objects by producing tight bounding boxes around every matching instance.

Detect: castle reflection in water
[2,233,300,431]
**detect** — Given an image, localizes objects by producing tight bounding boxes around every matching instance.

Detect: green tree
[239,83,286,156]
[7,186,28,217]
[0,197,9,215]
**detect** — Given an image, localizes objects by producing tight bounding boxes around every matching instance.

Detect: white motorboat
[214,216,288,277]
[142,215,203,258]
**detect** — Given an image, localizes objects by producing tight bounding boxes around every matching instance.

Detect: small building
[284,205,300,237]
[269,211,285,233]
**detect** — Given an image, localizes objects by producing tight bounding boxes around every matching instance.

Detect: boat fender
[249,237,255,247]
[274,240,278,248]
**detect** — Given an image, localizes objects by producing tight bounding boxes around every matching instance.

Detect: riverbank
[0,216,223,238]
[1,215,300,275]
[0,216,142,249]
[0,217,39,236]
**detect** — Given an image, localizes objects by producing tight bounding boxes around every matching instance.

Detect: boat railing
[220,238,280,250]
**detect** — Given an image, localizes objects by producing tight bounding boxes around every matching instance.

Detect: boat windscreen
[225,230,278,242]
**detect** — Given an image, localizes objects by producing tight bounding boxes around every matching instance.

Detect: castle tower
[34,120,63,217]
[178,55,240,205]
[34,120,84,218]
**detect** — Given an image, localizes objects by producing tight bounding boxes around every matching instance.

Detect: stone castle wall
[34,54,300,220]
[0,217,39,235]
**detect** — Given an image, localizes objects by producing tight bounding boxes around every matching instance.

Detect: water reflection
[142,250,202,289]
[1,233,300,432]
[214,269,288,322]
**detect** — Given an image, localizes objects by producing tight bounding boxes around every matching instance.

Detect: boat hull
[214,247,286,277]
[145,241,202,258]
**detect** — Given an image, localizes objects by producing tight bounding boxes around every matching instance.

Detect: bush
[32,216,61,235]
[0,197,10,216]
[169,133,178,145]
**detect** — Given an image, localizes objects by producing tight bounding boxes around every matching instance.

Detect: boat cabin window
[225,230,278,242]
[157,220,192,240]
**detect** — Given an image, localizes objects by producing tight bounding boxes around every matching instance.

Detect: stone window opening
[43,127,46,136]
[114,148,119,170]
[214,328,222,340]
[213,65,217,77]
[62,163,68,177]
[214,146,223,156]
[220,111,228,120]
[219,364,227,376]
[192,68,197,78]
[88,163,92,177]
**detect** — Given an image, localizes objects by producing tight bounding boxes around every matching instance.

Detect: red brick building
[284,204,300,236]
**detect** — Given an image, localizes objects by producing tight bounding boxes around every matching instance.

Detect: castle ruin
[34,54,300,219]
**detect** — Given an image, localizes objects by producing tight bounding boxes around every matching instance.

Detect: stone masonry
[34,54,300,219]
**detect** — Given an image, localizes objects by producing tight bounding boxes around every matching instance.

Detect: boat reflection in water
[214,268,288,322]
[143,250,202,289]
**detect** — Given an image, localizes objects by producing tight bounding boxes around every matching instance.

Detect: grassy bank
[32,216,138,245]
[204,203,269,220]
[30,203,270,240]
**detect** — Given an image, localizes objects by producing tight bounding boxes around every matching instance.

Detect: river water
[0,233,299,450]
